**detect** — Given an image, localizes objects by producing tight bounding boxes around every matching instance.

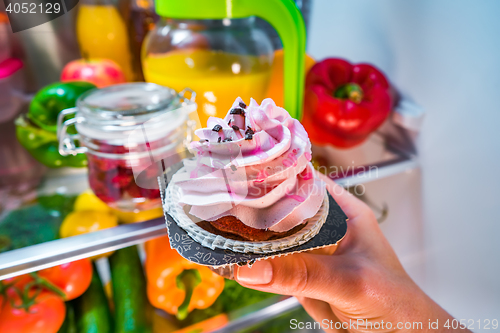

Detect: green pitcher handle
[156,0,306,120]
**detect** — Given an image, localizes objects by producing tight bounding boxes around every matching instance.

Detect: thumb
[235,253,355,304]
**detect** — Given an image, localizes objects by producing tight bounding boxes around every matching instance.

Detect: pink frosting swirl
[171,98,325,232]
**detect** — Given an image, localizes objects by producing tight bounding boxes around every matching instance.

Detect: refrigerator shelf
[0,217,166,280]
[210,296,302,333]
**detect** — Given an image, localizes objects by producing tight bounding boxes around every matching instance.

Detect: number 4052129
[6,2,61,14]
[444,319,498,330]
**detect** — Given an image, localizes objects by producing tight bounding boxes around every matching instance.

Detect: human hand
[235,174,469,332]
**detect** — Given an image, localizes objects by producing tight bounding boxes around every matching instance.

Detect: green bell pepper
[28,81,96,132]
[16,115,88,168]
[15,81,96,168]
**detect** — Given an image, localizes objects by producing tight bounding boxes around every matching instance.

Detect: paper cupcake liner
[165,181,329,254]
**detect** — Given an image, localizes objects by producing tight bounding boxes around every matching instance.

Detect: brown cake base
[197,215,307,242]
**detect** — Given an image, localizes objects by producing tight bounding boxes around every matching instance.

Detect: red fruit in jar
[96,142,128,154]
[126,182,143,198]
[89,155,120,171]
[111,173,132,188]
[89,170,122,203]
[61,58,126,88]
[86,139,166,207]
[140,187,160,199]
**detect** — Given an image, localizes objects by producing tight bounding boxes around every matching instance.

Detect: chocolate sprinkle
[212,124,222,132]
[245,133,253,140]
[239,101,247,109]
[230,108,245,116]
[232,125,240,131]
[245,127,254,135]
[223,138,233,142]
[230,165,237,171]
[217,137,222,143]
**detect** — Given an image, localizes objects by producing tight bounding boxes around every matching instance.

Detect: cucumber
[72,263,114,333]
[109,245,152,333]
[57,302,76,333]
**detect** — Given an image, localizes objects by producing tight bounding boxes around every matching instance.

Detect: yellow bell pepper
[60,210,118,259]
[145,235,225,320]
[60,210,118,238]
[73,190,111,212]
[74,190,164,224]
[112,207,164,224]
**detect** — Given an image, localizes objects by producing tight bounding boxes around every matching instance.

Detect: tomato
[0,290,66,333]
[2,275,32,290]
[1,275,34,302]
[1,259,93,301]
[37,259,93,300]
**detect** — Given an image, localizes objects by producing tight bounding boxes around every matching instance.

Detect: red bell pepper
[302,58,393,148]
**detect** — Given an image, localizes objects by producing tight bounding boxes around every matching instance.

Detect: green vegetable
[0,194,76,253]
[28,81,96,132]
[24,139,87,168]
[37,193,78,216]
[72,264,114,333]
[16,115,87,168]
[218,279,275,311]
[15,116,57,149]
[175,269,202,320]
[57,303,76,333]
[15,116,84,168]
[15,81,95,168]
[182,279,275,326]
[109,246,152,333]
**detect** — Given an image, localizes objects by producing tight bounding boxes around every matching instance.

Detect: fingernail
[237,260,273,285]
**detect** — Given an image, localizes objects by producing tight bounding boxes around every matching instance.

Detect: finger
[298,297,347,333]
[236,253,354,303]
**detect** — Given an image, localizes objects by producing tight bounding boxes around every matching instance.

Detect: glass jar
[142,17,274,128]
[77,0,135,81]
[58,83,195,211]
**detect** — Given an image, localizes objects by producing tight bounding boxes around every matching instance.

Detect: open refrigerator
[0,0,425,332]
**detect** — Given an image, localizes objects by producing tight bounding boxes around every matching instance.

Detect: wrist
[412,286,472,333]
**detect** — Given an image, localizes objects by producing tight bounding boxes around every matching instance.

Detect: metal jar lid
[57,83,196,155]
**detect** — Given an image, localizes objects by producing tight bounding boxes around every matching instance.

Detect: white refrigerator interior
[308,0,500,324]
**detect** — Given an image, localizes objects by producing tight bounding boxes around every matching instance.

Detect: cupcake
[165,98,327,253]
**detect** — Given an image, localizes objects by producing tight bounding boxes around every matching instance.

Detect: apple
[61,58,127,88]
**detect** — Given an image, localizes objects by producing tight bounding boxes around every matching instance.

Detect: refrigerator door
[12,9,80,92]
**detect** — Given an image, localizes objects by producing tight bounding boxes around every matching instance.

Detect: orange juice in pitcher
[142,18,273,127]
